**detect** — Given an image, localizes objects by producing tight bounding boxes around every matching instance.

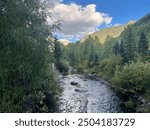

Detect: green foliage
[112,62,150,112]
[134,13,150,26]
[112,42,120,55]
[119,40,125,58]
[62,13,150,112]
[64,36,103,69]
[112,62,150,95]
[112,40,125,57]
[124,98,136,112]
[54,39,62,62]
[0,0,61,112]
[55,59,69,75]
[23,65,61,113]
[138,32,149,54]
[137,32,149,62]
[122,26,137,63]
[97,55,123,80]
[53,39,69,75]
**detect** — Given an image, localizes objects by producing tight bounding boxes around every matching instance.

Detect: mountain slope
[81,21,136,44]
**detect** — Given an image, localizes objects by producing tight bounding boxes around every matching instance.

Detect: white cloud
[113,23,122,26]
[50,2,112,41]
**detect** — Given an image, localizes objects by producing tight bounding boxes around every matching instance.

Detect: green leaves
[112,62,150,95]
[0,0,60,112]
[122,26,137,63]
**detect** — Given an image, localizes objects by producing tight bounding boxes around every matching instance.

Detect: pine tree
[119,40,125,58]
[54,38,62,62]
[123,27,136,63]
[138,32,149,55]
[112,42,120,55]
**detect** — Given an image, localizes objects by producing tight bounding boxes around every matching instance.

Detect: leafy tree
[112,62,150,110]
[97,55,123,80]
[0,0,61,112]
[53,38,69,74]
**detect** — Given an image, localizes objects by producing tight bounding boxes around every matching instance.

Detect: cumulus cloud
[50,2,112,40]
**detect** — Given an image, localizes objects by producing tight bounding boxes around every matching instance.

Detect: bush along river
[58,71,123,113]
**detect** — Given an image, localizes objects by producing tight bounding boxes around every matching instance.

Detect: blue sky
[63,0,150,25]
[54,0,150,42]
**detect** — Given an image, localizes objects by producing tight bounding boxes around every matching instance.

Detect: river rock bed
[59,74,123,113]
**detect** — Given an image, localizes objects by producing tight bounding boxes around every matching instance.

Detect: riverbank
[75,68,150,113]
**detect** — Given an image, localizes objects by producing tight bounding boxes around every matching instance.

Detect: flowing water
[59,74,123,113]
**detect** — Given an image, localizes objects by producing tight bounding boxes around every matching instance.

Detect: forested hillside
[64,13,150,112]
[0,0,63,112]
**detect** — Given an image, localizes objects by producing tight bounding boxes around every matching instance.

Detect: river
[58,73,123,113]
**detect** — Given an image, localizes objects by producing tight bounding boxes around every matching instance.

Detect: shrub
[56,59,69,75]
[125,98,136,112]
[112,62,150,95]
[97,55,123,80]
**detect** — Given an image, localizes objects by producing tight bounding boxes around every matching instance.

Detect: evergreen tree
[119,40,125,58]
[54,38,62,62]
[123,27,136,63]
[112,42,120,55]
[138,32,149,55]
[92,52,99,66]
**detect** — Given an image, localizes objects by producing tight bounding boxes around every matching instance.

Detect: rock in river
[71,81,78,85]
[75,88,88,93]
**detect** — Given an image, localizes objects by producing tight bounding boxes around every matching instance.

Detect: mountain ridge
[80,21,136,44]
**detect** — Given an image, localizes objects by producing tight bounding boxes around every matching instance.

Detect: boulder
[71,81,78,85]
[100,81,105,84]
